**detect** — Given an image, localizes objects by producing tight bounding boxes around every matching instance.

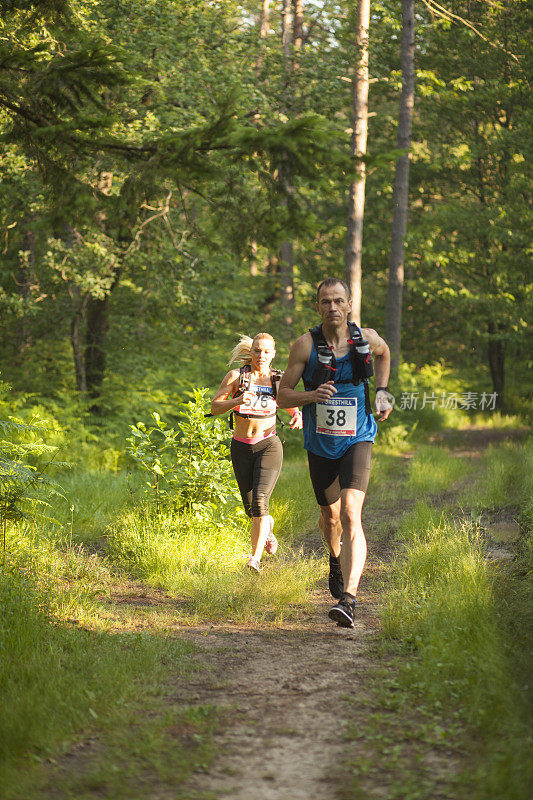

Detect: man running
[277,278,393,627]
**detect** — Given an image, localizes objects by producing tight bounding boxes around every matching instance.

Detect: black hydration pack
[304,322,373,415]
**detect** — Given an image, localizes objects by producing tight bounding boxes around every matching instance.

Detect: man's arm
[362,328,393,421]
[277,334,337,408]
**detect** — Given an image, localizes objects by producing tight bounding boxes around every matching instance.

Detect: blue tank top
[302,344,377,458]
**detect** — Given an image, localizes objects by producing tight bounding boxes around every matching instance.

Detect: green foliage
[0,562,208,795]
[381,439,533,800]
[0,413,65,543]
[126,388,240,514]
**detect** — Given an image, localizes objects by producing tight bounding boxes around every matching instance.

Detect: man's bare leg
[318,499,342,557]
[339,488,367,597]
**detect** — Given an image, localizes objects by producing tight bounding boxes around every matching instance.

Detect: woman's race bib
[316,397,358,436]
[235,383,277,417]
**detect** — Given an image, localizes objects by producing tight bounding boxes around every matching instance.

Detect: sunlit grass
[0,564,204,795]
[106,499,325,624]
[461,438,533,517]
[405,444,473,496]
[382,482,532,800]
[50,468,144,544]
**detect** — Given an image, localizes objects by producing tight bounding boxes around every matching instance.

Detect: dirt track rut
[178,608,373,800]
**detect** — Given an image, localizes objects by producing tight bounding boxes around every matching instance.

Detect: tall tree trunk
[278,0,302,338]
[279,238,294,327]
[292,0,303,50]
[385,0,415,375]
[488,321,505,410]
[70,293,89,392]
[345,0,370,326]
[15,218,36,362]
[260,0,270,39]
[84,295,111,410]
[281,0,292,59]
[253,2,271,274]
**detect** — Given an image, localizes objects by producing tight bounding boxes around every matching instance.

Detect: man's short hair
[316,278,351,302]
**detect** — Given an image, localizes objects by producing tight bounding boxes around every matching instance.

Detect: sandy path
[168,577,381,800]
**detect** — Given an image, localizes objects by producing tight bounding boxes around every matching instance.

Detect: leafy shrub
[126,388,240,515]
[0,414,65,554]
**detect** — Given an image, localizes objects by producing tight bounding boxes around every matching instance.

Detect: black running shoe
[328,594,355,628]
[328,554,344,599]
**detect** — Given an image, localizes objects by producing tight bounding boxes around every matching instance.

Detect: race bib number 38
[316,398,358,436]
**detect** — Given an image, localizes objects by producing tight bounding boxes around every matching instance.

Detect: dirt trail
[39,427,524,800]
[175,596,376,800]
[169,427,526,799]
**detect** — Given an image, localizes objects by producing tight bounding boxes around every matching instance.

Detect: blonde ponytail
[228,334,253,366]
[228,332,275,366]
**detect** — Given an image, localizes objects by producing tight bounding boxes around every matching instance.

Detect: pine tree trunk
[70,294,89,392]
[84,295,110,409]
[278,0,301,338]
[345,0,370,326]
[260,0,270,39]
[292,0,303,50]
[279,238,294,328]
[281,0,292,59]
[488,321,505,410]
[385,0,415,375]
[15,219,36,362]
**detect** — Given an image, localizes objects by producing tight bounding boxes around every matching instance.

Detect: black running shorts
[307,441,372,507]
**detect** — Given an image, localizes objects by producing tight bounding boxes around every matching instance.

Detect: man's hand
[314,381,337,403]
[375,389,394,421]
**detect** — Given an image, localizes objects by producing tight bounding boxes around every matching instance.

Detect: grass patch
[105,453,325,624]
[379,498,532,797]
[342,439,532,799]
[0,563,214,798]
[461,437,533,520]
[405,444,473,496]
[107,504,324,624]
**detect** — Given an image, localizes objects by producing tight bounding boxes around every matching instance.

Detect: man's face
[316,283,351,326]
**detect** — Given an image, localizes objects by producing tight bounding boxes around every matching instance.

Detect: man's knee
[340,491,365,530]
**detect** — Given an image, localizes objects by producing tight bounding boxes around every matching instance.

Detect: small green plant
[126,388,240,515]
[0,415,65,557]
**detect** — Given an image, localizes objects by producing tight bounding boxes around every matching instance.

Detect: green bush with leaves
[126,388,240,515]
[0,415,65,554]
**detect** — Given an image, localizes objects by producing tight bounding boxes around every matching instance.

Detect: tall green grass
[106,501,324,624]
[0,564,200,792]
[382,454,532,800]
[405,444,473,496]
[461,438,533,521]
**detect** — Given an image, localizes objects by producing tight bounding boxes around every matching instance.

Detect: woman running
[211,333,302,572]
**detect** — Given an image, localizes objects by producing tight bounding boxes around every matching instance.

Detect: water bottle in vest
[353,338,374,379]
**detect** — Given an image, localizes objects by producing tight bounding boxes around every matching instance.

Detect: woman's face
[250,337,275,372]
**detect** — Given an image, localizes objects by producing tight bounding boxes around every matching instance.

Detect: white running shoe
[264,515,278,555]
[246,555,261,573]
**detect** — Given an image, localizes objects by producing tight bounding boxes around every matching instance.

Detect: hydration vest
[303,322,373,415]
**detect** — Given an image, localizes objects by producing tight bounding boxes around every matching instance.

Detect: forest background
[1,0,531,429]
[1,3,532,797]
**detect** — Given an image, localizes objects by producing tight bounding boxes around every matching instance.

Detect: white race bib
[235,384,277,417]
[316,397,357,436]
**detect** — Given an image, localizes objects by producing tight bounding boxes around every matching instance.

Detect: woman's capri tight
[230,435,283,518]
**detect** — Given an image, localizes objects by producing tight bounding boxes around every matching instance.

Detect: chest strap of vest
[304,324,373,415]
